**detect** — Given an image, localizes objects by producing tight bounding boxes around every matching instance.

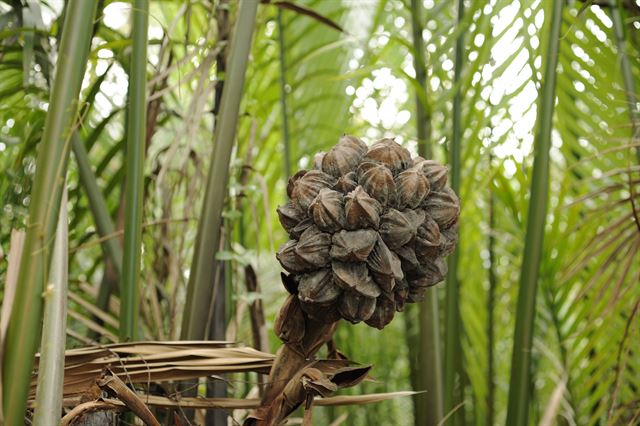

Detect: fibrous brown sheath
[247,135,460,425]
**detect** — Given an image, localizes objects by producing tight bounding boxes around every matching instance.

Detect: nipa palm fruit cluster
[276,136,460,329]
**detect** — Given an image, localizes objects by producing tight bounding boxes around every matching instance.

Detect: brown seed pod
[309,188,346,232]
[393,278,409,312]
[298,268,342,305]
[330,229,377,262]
[365,294,395,329]
[289,217,314,240]
[415,159,448,191]
[408,257,448,288]
[295,226,331,268]
[379,209,418,249]
[322,136,367,177]
[414,214,442,258]
[423,187,460,229]
[277,202,303,234]
[395,167,430,209]
[291,170,337,212]
[334,172,358,194]
[363,138,412,174]
[332,261,381,298]
[339,134,368,154]
[357,163,396,206]
[276,240,312,273]
[299,300,342,323]
[367,235,403,293]
[274,295,306,344]
[338,291,377,323]
[344,186,382,230]
[287,170,308,198]
[439,223,458,257]
[407,286,427,303]
[395,244,421,272]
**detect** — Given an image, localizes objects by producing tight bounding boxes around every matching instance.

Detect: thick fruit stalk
[247,297,337,425]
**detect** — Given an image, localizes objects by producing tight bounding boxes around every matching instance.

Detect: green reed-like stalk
[506,2,565,425]
[181,0,258,340]
[121,0,149,341]
[444,0,465,422]
[1,1,97,422]
[32,186,68,425]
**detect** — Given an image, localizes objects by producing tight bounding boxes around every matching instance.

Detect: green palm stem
[181,0,258,340]
[444,0,465,421]
[205,2,231,424]
[72,132,123,276]
[409,0,442,424]
[32,186,68,426]
[1,1,98,422]
[277,8,292,180]
[120,0,149,341]
[487,154,496,426]
[609,0,640,162]
[506,1,564,425]
[411,0,432,160]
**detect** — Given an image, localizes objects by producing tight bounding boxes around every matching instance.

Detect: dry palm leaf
[57,391,418,409]
[29,341,275,401]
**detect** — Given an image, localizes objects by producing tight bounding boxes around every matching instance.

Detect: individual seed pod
[277,202,303,234]
[295,226,331,268]
[439,223,458,257]
[338,291,377,323]
[344,186,382,230]
[291,170,337,212]
[423,187,460,229]
[414,213,442,258]
[339,134,368,154]
[363,138,412,174]
[395,244,421,272]
[365,294,395,329]
[298,268,342,305]
[403,209,426,231]
[322,139,366,177]
[276,240,312,273]
[407,286,427,303]
[309,188,346,232]
[289,217,313,240]
[379,209,417,249]
[299,300,342,323]
[357,163,396,206]
[334,172,358,194]
[408,257,448,288]
[281,272,299,295]
[332,261,381,298]
[371,272,396,294]
[415,159,448,191]
[330,229,377,262]
[367,235,403,283]
[287,170,308,198]
[393,279,409,312]
[395,167,430,209]
[274,295,306,344]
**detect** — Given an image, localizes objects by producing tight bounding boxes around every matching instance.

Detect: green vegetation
[0,0,638,425]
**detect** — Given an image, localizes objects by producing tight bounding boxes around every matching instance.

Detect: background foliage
[1,0,639,424]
